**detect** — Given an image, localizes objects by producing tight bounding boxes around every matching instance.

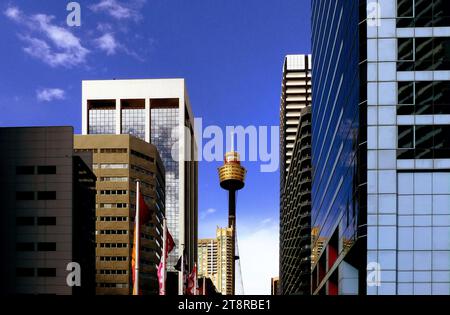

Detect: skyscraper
[197,227,234,295]
[74,134,165,295]
[311,0,450,295]
[0,127,96,295]
[82,79,198,291]
[279,54,313,295]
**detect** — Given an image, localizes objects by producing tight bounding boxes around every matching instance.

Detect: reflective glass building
[311,0,450,295]
[82,79,198,292]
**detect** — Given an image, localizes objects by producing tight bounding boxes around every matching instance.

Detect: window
[398,125,450,159]
[99,230,128,235]
[100,177,128,182]
[37,217,56,226]
[100,190,127,195]
[88,108,116,135]
[397,37,450,71]
[16,166,34,175]
[131,149,154,163]
[37,268,56,277]
[100,148,127,153]
[16,191,34,200]
[398,126,414,149]
[37,165,56,174]
[37,191,56,200]
[16,268,34,277]
[397,81,450,115]
[397,0,450,27]
[98,243,128,248]
[16,217,34,226]
[16,242,34,251]
[37,242,56,251]
[100,163,128,169]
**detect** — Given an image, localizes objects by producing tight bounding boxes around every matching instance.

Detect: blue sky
[0,0,311,294]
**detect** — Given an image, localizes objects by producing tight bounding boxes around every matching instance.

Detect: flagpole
[134,180,140,295]
[179,243,184,295]
[203,276,206,295]
[194,263,197,296]
[161,218,167,295]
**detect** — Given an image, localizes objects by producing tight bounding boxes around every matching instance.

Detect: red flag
[166,229,175,256]
[138,192,152,224]
[132,189,153,295]
[186,264,197,295]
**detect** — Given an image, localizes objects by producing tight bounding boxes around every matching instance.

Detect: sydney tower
[218,140,246,294]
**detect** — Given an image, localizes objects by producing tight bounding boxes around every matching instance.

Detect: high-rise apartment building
[74,134,165,295]
[0,127,96,295]
[197,227,233,295]
[198,238,218,289]
[279,54,313,295]
[311,0,450,295]
[81,79,198,290]
[280,54,312,191]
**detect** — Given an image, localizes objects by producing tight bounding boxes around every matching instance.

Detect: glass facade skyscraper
[311,0,450,295]
[82,79,198,292]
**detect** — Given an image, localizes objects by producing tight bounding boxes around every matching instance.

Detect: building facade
[197,227,234,295]
[81,79,198,290]
[0,127,96,295]
[279,54,312,295]
[198,238,218,289]
[74,134,165,295]
[311,0,450,295]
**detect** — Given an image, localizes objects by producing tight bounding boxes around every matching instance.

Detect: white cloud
[4,6,22,21]
[90,0,146,20]
[200,208,217,220]
[238,222,279,295]
[36,88,65,102]
[4,7,89,68]
[94,33,118,55]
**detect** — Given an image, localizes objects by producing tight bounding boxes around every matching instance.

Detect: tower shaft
[228,189,236,295]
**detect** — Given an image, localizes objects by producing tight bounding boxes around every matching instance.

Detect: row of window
[398,37,450,71]
[398,81,450,115]
[130,164,153,177]
[98,269,127,275]
[17,242,56,252]
[17,268,56,277]
[98,203,127,209]
[97,283,128,288]
[98,243,128,248]
[93,163,128,169]
[98,216,128,222]
[16,217,56,226]
[398,125,450,159]
[100,148,127,154]
[397,0,450,28]
[99,190,127,195]
[16,165,56,175]
[100,177,128,182]
[99,256,127,261]
[98,230,128,235]
[16,191,56,201]
[131,149,154,163]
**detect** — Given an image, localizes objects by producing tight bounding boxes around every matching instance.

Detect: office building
[197,227,234,295]
[74,134,165,295]
[0,127,96,295]
[279,55,312,295]
[81,79,198,289]
[311,0,450,295]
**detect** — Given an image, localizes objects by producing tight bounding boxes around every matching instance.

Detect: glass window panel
[398,125,414,149]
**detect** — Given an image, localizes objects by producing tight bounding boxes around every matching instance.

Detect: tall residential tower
[279,54,313,295]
